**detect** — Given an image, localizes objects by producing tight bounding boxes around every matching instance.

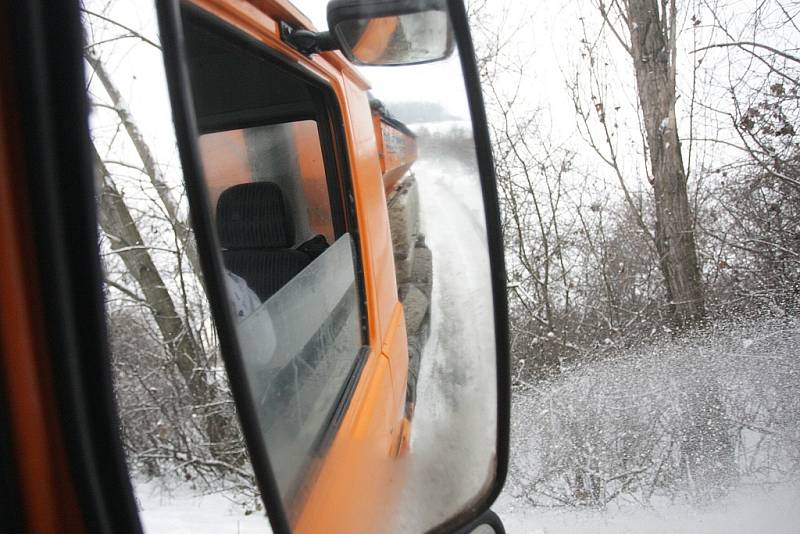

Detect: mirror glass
[373,41,497,534]
[333,10,453,65]
[180,2,498,532]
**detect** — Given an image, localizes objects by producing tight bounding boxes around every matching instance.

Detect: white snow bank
[134,479,271,534]
[507,319,800,508]
[495,483,800,534]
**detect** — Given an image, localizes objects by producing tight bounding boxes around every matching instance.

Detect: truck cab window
[201,121,335,303]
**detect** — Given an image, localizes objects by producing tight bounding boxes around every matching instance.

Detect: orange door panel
[294,352,405,533]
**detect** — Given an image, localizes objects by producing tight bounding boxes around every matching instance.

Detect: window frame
[191,25,369,345]
[6,0,145,531]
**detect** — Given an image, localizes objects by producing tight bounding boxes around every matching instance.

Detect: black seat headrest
[216,182,293,249]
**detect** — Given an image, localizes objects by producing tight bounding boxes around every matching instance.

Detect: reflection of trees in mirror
[82,4,259,510]
[413,125,478,168]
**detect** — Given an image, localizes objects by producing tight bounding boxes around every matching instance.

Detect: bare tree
[85,51,203,281]
[692,0,800,315]
[94,150,237,461]
[598,0,706,328]
[81,6,251,488]
[469,2,668,377]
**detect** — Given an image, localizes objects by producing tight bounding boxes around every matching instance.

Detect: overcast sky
[84,0,790,199]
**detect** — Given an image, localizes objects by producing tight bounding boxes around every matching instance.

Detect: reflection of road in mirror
[389,138,497,533]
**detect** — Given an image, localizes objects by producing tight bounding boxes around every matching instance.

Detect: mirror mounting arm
[280,22,339,56]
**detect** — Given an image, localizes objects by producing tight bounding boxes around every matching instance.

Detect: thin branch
[104,277,145,302]
[81,8,161,50]
[694,41,800,65]
[598,1,633,56]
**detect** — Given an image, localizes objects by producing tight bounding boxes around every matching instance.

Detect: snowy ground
[134,479,270,534]
[494,484,800,534]
[135,477,800,534]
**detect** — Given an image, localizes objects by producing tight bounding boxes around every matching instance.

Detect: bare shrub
[508,319,800,507]
[107,307,255,495]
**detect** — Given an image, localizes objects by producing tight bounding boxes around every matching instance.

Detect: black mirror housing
[326,0,454,65]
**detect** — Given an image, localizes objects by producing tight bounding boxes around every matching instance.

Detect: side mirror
[458,509,507,534]
[327,0,454,65]
[156,0,509,532]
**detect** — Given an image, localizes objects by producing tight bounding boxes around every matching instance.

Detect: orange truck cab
[182,2,434,530]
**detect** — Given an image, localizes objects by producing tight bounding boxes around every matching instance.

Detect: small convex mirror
[327,0,455,65]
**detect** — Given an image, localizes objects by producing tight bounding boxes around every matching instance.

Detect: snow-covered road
[388,151,499,532]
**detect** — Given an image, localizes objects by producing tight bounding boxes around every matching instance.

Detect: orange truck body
[191,1,420,531]
[374,107,419,194]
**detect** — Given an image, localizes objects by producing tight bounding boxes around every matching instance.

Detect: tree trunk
[625,0,705,328]
[94,149,231,459]
[623,2,732,496]
[86,52,203,282]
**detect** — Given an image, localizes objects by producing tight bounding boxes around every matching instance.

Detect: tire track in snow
[389,155,498,532]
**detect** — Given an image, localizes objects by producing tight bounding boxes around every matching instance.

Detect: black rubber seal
[7,0,145,532]
[455,509,507,534]
[427,1,511,533]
